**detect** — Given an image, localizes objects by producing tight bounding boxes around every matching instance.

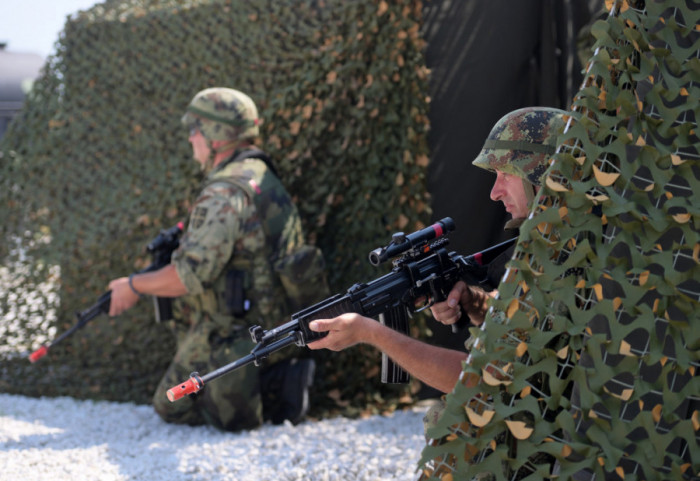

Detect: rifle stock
[167,218,517,402]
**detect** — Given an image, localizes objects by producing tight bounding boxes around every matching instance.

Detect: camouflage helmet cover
[472,107,567,186]
[181,87,260,142]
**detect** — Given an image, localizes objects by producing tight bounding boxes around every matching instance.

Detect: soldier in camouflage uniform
[108,87,316,431]
[419,107,567,480]
[429,106,567,329]
[305,106,567,436]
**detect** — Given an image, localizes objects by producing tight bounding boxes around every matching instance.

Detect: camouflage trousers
[152,320,262,432]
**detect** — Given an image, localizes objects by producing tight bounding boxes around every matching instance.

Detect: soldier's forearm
[130,264,188,297]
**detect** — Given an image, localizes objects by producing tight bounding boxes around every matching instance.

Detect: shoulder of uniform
[239,156,269,168]
[200,178,250,198]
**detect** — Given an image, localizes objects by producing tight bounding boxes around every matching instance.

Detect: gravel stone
[0,393,428,481]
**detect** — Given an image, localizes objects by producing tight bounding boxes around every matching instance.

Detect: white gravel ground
[0,393,429,481]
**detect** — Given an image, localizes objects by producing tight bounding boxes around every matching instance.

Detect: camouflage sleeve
[172,182,251,295]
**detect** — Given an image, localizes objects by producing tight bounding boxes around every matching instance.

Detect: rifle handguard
[166,372,203,402]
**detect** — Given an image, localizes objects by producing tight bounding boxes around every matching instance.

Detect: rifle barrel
[166,334,299,402]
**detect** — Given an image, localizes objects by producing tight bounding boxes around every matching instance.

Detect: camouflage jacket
[171,150,304,336]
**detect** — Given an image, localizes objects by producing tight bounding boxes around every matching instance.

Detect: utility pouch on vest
[273,244,330,312]
[225,269,250,317]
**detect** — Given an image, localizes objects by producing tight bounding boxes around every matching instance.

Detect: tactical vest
[206,149,329,317]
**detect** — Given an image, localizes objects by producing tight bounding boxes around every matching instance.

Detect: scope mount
[392,237,450,268]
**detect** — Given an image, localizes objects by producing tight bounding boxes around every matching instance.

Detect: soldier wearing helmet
[427,107,567,354]
[181,87,261,172]
[304,106,567,392]
[473,107,567,229]
[107,87,317,431]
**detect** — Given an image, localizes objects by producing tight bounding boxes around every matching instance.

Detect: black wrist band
[128,274,144,297]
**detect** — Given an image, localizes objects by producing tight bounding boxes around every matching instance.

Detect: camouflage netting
[0,0,431,413]
[420,1,698,480]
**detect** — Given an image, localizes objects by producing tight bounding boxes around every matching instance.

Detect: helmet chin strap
[523,178,536,205]
[214,140,240,154]
[200,139,240,172]
[504,179,537,231]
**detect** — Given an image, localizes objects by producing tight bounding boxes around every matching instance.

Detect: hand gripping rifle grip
[166,372,204,402]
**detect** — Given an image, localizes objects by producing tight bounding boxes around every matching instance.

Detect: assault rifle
[28,222,184,362]
[167,217,516,402]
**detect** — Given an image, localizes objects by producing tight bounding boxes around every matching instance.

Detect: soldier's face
[188,128,211,166]
[490,171,530,219]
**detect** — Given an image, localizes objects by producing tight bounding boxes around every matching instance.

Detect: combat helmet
[182,87,260,142]
[472,107,567,187]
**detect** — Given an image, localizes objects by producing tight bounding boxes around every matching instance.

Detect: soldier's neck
[211,141,252,168]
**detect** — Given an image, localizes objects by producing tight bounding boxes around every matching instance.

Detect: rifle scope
[368,217,455,266]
